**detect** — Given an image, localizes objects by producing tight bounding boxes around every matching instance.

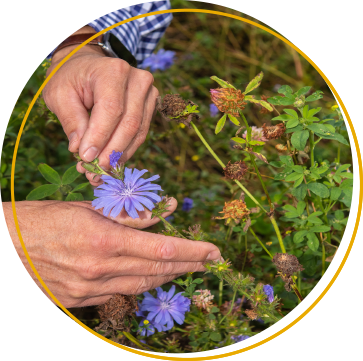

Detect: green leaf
[244,72,264,94]
[284,109,299,118]
[26,184,60,200]
[211,307,220,313]
[305,90,323,102]
[292,165,304,173]
[38,164,61,185]
[245,98,273,111]
[291,130,309,151]
[294,230,309,244]
[294,175,304,188]
[295,86,311,97]
[341,188,352,207]
[310,225,331,232]
[278,85,293,96]
[210,76,236,89]
[210,332,222,342]
[308,182,329,198]
[269,161,284,168]
[296,201,306,216]
[330,187,342,201]
[215,113,227,134]
[286,118,299,129]
[62,165,81,185]
[193,278,204,284]
[65,192,84,201]
[267,95,295,106]
[286,172,304,182]
[231,137,246,144]
[309,211,323,217]
[306,232,319,251]
[307,216,323,224]
[302,105,309,118]
[280,155,294,166]
[228,114,240,126]
[307,124,331,134]
[335,210,345,220]
[283,204,298,212]
[72,182,89,192]
[208,313,216,320]
[307,107,321,117]
[271,114,295,122]
[336,164,351,174]
[249,140,265,146]
[291,183,307,201]
[285,125,304,134]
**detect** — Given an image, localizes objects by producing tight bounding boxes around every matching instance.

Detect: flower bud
[294,95,305,108]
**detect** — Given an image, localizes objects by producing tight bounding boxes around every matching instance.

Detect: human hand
[43,26,158,186]
[4,199,221,308]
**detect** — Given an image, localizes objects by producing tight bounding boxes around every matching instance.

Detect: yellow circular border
[10,8,361,360]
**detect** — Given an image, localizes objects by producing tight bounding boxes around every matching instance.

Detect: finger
[79,198,178,229]
[78,59,130,163]
[43,87,89,153]
[120,86,158,161]
[95,68,155,168]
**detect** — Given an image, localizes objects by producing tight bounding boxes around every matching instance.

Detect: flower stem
[218,279,223,307]
[309,131,315,167]
[190,121,266,212]
[157,215,186,239]
[122,332,149,351]
[270,216,286,253]
[249,228,273,258]
[219,290,237,324]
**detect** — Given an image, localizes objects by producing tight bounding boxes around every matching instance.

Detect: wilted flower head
[210,103,219,117]
[262,123,286,140]
[245,309,258,320]
[192,289,214,312]
[223,160,248,181]
[263,285,274,303]
[92,168,162,219]
[140,285,191,331]
[182,197,194,212]
[215,200,251,225]
[242,126,267,142]
[210,88,247,116]
[109,150,123,168]
[140,49,175,72]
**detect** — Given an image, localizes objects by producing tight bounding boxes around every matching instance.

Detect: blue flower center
[160,301,171,310]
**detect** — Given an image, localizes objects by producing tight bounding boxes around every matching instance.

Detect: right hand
[4,199,221,308]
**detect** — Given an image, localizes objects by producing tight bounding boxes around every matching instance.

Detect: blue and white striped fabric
[88,1,173,65]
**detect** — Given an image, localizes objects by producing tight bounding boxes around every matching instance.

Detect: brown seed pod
[262,123,286,140]
[223,160,248,181]
[215,199,251,225]
[245,308,258,320]
[210,88,247,116]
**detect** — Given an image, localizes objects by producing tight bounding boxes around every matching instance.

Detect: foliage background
[1,0,351,349]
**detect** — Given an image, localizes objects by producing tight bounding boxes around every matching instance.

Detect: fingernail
[68,132,77,151]
[83,147,98,162]
[206,250,221,261]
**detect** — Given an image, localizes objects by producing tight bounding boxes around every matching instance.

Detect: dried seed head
[272,253,304,276]
[210,88,247,116]
[156,94,200,127]
[245,308,258,320]
[262,123,286,140]
[223,160,248,181]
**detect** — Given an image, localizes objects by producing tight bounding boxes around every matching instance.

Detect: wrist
[50,26,106,65]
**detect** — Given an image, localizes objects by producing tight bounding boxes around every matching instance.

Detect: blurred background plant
[1,0,352,352]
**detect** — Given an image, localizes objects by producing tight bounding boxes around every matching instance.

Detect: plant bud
[294,95,305,108]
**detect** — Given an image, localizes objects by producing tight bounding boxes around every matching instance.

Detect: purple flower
[92,168,162,219]
[231,335,250,343]
[263,284,274,303]
[136,305,167,336]
[140,49,176,72]
[109,150,123,168]
[210,103,219,117]
[140,285,191,331]
[242,126,267,142]
[182,197,193,212]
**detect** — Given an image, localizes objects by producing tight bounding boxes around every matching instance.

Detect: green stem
[309,131,315,167]
[322,242,326,276]
[190,121,266,212]
[219,290,237,324]
[122,332,149,351]
[249,228,273,258]
[250,155,273,210]
[157,215,186,239]
[241,234,248,272]
[218,279,223,307]
[270,216,286,253]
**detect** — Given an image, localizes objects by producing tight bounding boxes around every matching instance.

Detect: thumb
[79,197,178,229]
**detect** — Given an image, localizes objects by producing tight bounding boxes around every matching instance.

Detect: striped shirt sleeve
[88,1,173,65]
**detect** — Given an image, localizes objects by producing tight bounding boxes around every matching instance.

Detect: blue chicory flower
[136,305,167,336]
[92,168,163,219]
[182,197,193,212]
[109,150,123,168]
[140,49,176,72]
[210,103,219,117]
[263,284,274,303]
[140,285,191,331]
